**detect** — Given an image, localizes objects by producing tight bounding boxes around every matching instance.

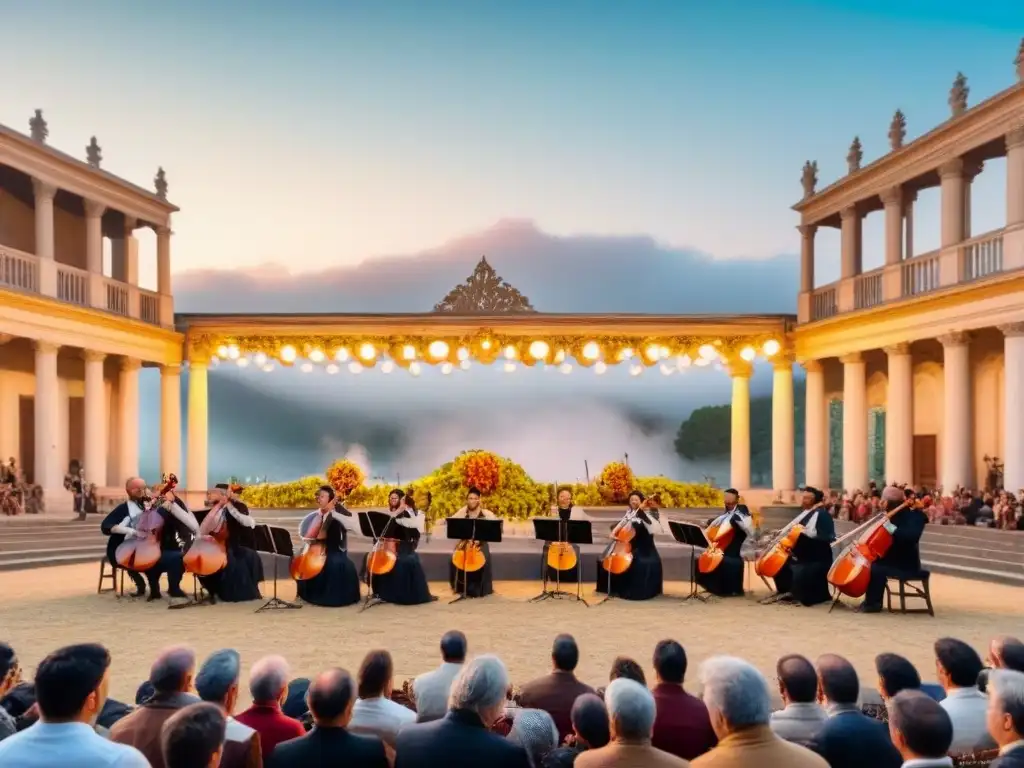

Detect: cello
[365,506,401,577]
[754,504,823,579]
[697,513,738,574]
[290,508,331,581]
[600,495,659,576]
[183,498,230,577]
[827,495,931,598]
[546,489,579,572]
[116,474,177,572]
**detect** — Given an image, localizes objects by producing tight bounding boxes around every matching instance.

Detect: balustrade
[854,268,883,309]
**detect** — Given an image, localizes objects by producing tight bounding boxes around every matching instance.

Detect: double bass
[183,498,230,577]
[600,495,659,576]
[116,474,178,572]
[827,496,931,598]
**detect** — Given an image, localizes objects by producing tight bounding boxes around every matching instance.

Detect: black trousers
[863,563,917,609]
[145,550,186,596]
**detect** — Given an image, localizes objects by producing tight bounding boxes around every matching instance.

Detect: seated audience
[651,639,717,760]
[412,630,467,723]
[809,654,901,768]
[576,678,687,767]
[267,667,387,768]
[934,637,997,754]
[596,657,646,697]
[110,645,201,768]
[507,708,559,767]
[161,701,227,768]
[349,649,416,746]
[988,670,1024,768]
[876,653,922,702]
[691,656,826,767]
[194,648,262,768]
[887,690,954,768]
[519,635,595,742]
[394,654,530,768]
[990,637,1024,673]
[542,746,580,767]
[0,643,149,767]
[236,655,306,755]
[567,693,610,751]
[0,642,18,741]
[770,654,827,745]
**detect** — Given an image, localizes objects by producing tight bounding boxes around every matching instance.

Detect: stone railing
[57,264,89,307]
[960,230,1004,283]
[854,267,883,309]
[901,249,942,297]
[0,245,39,293]
[811,285,838,321]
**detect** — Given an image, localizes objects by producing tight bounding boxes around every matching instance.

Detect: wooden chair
[97,558,126,597]
[884,571,934,616]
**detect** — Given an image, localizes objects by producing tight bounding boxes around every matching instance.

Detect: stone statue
[800,161,818,199]
[888,110,907,150]
[1016,38,1024,81]
[29,110,48,143]
[949,72,968,117]
[433,256,535,314]
[847,137,863,173]
[154,167,168,200]
[86,137,102,169]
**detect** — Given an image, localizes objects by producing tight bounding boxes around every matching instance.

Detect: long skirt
[199,546,264,602]
[696,555,745,597]
[365,549,433,605]
[297,548,361,607]
[450,541,494,598]
[595,546,663,600]
[773,559,832,606]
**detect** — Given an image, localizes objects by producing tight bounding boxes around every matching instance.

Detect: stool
[885,571,934,616]
[97,559,126,597]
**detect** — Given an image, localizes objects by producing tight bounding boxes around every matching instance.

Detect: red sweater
[235,702,306,756]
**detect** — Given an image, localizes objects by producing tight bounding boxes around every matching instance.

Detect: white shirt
[621,506,665,535]
[412,662,464,722]
[394,509,425,533]
[940,686,997,754]
[1001,739,1024,756]
[550,505,590,520]
[710,508,755,537]
[0,721,150,767]
[901,759,954,767]
[349,695,417,744]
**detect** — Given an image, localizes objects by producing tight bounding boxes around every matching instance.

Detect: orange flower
[325,459,365,497]
[598,462,634,504]
[459,451,501,495]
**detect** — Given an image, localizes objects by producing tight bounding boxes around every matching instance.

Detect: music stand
[669,521,713,603]
[530,518,591,606]
[358,511,403,612]
[446,517,503,605]
[255,525,301,613]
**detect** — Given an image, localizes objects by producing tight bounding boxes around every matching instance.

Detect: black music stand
[446,517,503,605]
[358,510,402,612]
[530,518,591,606]
[255,525,301,613]
[669,521,713,603]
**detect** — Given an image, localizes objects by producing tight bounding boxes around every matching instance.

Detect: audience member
[876,653,922,702]
[236,655,306,755]
[691,656,825,767]
[267,667,387,768]
[576,678,687,767]
[394,654,530,768]
[887,690,954,768]
[194,648,262,768]
[605,657,646,688]
[990,637,1024,674]
[809,654,901,768]
[161,701,227,768]
[349,649,416,746]
[934,637,997,754]
[650,639,716,760]
[507,708,559,767]
[519,635,596,742]
[770,654,827,744]
[988,670,1024,767]
[568,693,610,750]
[542,745,580,767]
[412,630,467,723]
[0,642,18,741]
[0,643,148,767]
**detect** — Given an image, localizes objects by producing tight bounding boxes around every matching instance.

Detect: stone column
[939,159,966,247]
[33,341,60,494]
[1008,128,1024,228]
[840,206,862,278]
[803,361,828,489]
[799,224,816,293]
[187,359,209,494]
[841,353,868,491]
[1002,323,1024,492]
[772,356,795,493]
[156,226,172,293]
[82,350,107,488]
[905,193,915,259]
[160,364,182,478]
[84,201,105,273]
[32,180,56,261]
[729,360,752,491]
[884,343,914,485]
[881,186,904,266]
[117,358,141,481]
[940,332,972,490]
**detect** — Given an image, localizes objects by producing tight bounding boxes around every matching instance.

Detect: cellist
[767,486,835,606]
[194,483,263,603]
[448,487,498,598]
[295,485,362,607]
[696,488,753,597]
[858,485,927,614]
[365,489,434,605]
[544,486,590,585]
[595,489,665,601]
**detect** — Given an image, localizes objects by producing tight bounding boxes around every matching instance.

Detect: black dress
[296,508,361,607]
[196,502,264,602]
[696,507,751,597]
[449,512,495,598]
[542,507,583,585]
[595,510,663,600]
[364,510,433,605]
[772,507,836,606]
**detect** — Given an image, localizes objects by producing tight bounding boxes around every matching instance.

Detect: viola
[600,496,658,576]
[698,513,738,574]
[183,500,230,577]
[116,474,178,572]
[290,509,331,581]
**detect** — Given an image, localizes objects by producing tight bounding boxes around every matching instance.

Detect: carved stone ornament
[86,137,102,168]
[949,72,969,117]
[433,256,535,314]
[888,110,907,150]
[999,322,1024,338]
[846,137,863,173]
[1016,38,1024,82]
[800,161,818,199]
[29,109,48,143]
[154,167,168,200]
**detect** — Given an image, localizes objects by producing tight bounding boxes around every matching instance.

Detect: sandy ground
[1,564,1021,708]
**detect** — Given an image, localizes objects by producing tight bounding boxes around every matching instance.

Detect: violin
[754,504,823,579]
[290,507,332,581]
[827,495,931,598]
[698,510,740,574]
[183,498,230,577]
[116,474,177,572]
[601,496,659,576]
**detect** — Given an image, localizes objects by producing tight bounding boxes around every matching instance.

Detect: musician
[449,487,497,598]
[544,487,590,585]
[767,486,835,606]
[595,489,664,601]
[195,483,263,603]
[64,460,85,520]
[858,485,927,614]
[295,485,362,607]
[366,488,435,605]
[100,476,198,601]
[696,488,754,597]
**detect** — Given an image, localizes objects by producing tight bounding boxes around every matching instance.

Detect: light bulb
[402,345,416,361]
[763,339,781,356]
[280,345,297,363]
[529,340,550,359]
[582,341,601,360]
[358,343,376,361]
[428,340,449,359]
[348,362,363,374]
[594,361,607,374]
[381,361,394,374]
[441,362,453,375]
[740,346,756,362]
[309,348,326,363]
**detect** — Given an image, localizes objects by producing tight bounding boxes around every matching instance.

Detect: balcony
[0,243,169,327]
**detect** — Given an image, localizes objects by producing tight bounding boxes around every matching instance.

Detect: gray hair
[150,646,197,694]
[249,655,290,704]
[195,649,240,704]
[507,708,558,765]
[604,678,656,740]
[448,655,509,714]
[699,655,772,728]
[990,669,1024,725]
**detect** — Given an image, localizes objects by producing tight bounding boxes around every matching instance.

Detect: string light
[402,345,416,361]
[348,361,363,374]
[334,348,350,362]
[281,345,297,363]
[529,340,550,359]
[698,344,716,360]
[644,344,661,361]
[503,345,517,360]
[300,362,313,372]
[503,362,516,373]
[358,343,376,361]
[659,363,673,376]
[262,363,274,372]
[326,364,339,374]
[763,339,781,356]
[678,355,692,367]
[695,358,710,367]
[236,358,249,368]
[554,349,566,364]
[441,362,453,375]
[582,341,601,361]
[740,346,756,362]
[460,360,471,370]
[428,340,449,359]
[409,362,422,376]
[254,352,268,366]
[559,363,572,374]
[226,345,240,360]
[481,339,492,350]
[594,361,607,374]
[381,361,395,374]
[457,347,470,361]
[629,364,644,376]
[309,349,326,363]
[216,345,228,358]
[618,347,634,361]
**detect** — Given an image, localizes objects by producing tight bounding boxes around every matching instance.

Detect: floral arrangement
[597,461,634,504]
[456,450,501,495]
[325,459,365,497]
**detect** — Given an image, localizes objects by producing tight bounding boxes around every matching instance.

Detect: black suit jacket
[810,708,902,768]
[879,506,927,573]
[266,725,388,768]
[394,709,530,768]
[994,746,1024,768]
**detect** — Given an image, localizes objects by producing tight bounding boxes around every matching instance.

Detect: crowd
[824,482,1023,530]
[1,630,1023,768]
[0,457,45,516]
